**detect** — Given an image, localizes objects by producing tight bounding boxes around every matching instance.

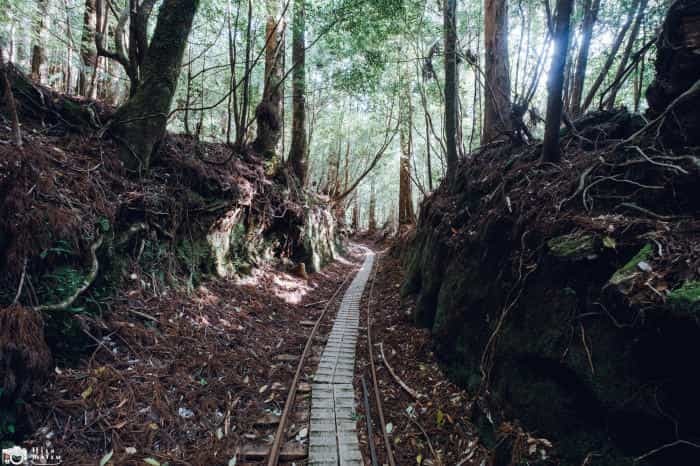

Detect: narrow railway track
[264,247,394,466]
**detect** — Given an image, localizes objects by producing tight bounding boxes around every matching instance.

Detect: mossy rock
[668,281,700,314]
[609,244,653,285]
[547,233,598,260]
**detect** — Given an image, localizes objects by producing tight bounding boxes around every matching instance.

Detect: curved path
[308,248,375,466]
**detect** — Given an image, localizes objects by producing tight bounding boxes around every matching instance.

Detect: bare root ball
[0,305,52,405]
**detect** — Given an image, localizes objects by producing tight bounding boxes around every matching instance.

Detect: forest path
[307,247,375,465]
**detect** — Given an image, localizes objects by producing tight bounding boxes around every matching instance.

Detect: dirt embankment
[402,4,700,464]
[0,63,342,461]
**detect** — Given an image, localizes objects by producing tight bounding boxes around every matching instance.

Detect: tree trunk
[399,74,415,225]
[482,0,512,143]
[288,0,307,185]
[253,0,285,157]
[581,0,638,113]
[351,197,359,232]
[78,0,97,98]
[31,0,50,84]
[603,0,647,109]
[444,0,458,179]
[542,0,574,163]
[110,0,200,173]
[236,0,253,146]
[569,0,601,117]
[368,181,377,233]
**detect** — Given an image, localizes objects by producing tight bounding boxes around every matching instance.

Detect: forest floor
[353,243,491,466]
[19,237,498,466]
[23,244,361,465]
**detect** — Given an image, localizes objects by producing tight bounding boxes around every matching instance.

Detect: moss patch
[547,233,597,259]
[668,281,700,313]
[609,244,653,285]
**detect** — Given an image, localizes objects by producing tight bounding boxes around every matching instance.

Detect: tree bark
[444,0,458,180]
[78,0,97,98]
[368,181,377,233]
[569,0,601,117]
[31,0,50,84]
[253,0,285,157]
[288,0,307,185]
[482,0,512,143]
[110,0,200,173]
[542,0,574,163]
[399,73,415,225]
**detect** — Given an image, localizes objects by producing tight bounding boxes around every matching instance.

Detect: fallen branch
[34,236,103,312]
[407,415,442,466]
[379,342,422,400]
[12,258,27,305]
[127,308,159,322]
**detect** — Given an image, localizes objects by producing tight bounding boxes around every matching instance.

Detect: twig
[34,236,103,312]
[126,308,158,322]
[633,440,700,464]
[580,323,595,376]
[617,202,675,220]
[303,299,328,308]
[378,342,422,400]
[12,258,28,305]
[407,415,442,466]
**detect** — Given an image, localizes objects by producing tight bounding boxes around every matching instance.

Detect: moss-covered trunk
[253,0,285,158]
[110,0,200,173]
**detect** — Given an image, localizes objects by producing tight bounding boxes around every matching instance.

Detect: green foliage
[668,281,700,314]
[609,244,653,285]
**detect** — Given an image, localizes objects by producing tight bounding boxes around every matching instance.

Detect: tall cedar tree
[111,0,200,173]
[253,0,285,156]
[31,0,49,83]
[444,0,458,178]
[542,0,574,163]
[483,0,512,143]
[569,0,601,117]
[78,0,97,98]
[288,0,308,185]
[399,71,415,225]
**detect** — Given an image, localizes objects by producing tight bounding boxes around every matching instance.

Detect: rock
[178,407,195,419]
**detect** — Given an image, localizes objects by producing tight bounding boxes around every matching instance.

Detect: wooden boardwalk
[308,250,374,466]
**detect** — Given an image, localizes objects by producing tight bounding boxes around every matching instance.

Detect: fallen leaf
[81,385,94,399]
[144,458,161,466]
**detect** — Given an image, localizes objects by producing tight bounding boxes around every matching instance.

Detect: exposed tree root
[33,236,103,312]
